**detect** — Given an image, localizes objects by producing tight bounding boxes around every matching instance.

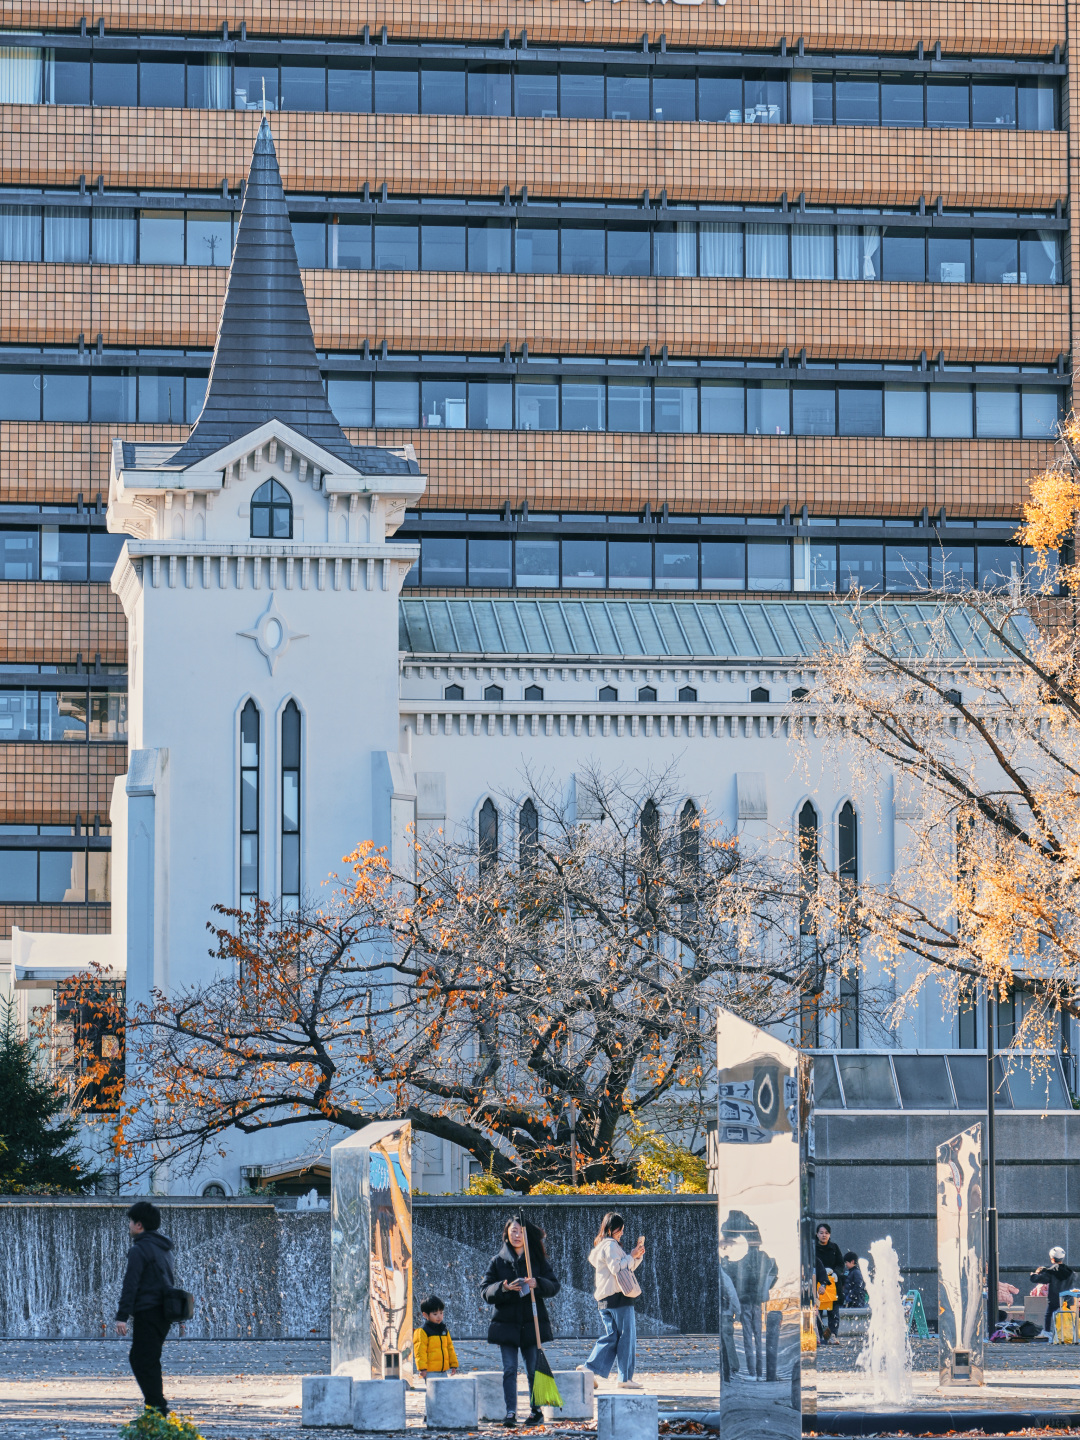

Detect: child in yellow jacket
[414,1294,459,1378]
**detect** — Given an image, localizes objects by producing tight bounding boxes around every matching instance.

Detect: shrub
[118,1410,205,1440]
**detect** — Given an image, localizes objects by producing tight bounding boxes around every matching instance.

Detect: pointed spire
[169,119,410,475]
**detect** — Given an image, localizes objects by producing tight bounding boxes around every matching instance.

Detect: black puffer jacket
[481,1240,560,1347]
[1031,1260,1075,1311]
[116,1231,175,1321]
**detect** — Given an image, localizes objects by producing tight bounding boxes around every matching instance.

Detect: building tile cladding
[0,904,111,935]
[0,0,1065,52]
[0,265,1068,361]
[0,744,128,825]
[0,584,128,666]
[0,107,1067,211]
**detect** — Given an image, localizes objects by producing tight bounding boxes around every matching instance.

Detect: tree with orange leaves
[108,767,818,1191]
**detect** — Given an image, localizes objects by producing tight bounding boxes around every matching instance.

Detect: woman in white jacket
[577,1211,645,1389]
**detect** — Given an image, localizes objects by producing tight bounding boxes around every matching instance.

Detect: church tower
[107,119,425,1010]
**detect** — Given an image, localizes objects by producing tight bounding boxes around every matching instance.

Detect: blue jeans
[499,1342,536,1414]
[585,1304,637,1382]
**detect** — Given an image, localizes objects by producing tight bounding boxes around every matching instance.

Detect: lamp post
[985,992,999,1339]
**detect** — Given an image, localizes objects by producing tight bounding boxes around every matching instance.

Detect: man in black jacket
[114,1200,175,1416]
[1032,1246,1075,1338]
[815,1223,845,1343]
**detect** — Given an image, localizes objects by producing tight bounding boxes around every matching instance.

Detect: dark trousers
[740,1302,763,1377]
[499,1342,536,1415]
[129,1306,170,1415]
[827,1304,841,1337]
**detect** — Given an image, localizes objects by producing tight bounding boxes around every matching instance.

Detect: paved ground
[1,1336,1077,1439]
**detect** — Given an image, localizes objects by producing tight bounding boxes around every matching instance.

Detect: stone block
[838,1307,870,1338]
[350,1378,406,1433]
[597,1392,658,1440]
[302,1375,353,1428]
[425,1375,478,1429]
[473,1370,510,1421]
[542,1369,594,1421]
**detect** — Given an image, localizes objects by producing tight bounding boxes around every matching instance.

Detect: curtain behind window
[1038,230,1059,283]
[0,206,42,260]
[675,222,696,277]
[44,207,90,263]
[0,47,43,103]
[192,53,229,109]
[746,224,787,278]
[93,208,136,264]
[792,224,834,279]
[838,226,881,280]
[700,222,742,277]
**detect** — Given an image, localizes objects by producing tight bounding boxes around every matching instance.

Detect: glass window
[978,544,1018,591]
[327,376,371,426]
[0,850,37,903]
[835,77,878,124]
[653,223,698,277]
[41,528,87,582]
[421,66,465,115]
[744,73,786,123]
[250,478,292,539]
[422,536,466,586]
[562,382,605,432]
[42,372,88,423]
[468,538,511,586]
[653,74,695,121]
[421,378,466,430]
[972,81,1016,128]
[292,219,326,269]
[893,1054,953,1108]
[1003,1055,1069,1110]
[976,387,1020,438]
[281,62,325,111]
[793,387,836,435]
[792,225,834,279]
[807,543,837,591]
[560,70,603,119]
[516,225,558,274]
[93,58,137,106]
[468,67,510,117]
[835,1054,898,1107]
[607,228,650,276]
[239,699,259,900]
[89,532,124,582]
[562,539,606,587]
[44,206,89,263]
[40,850,84,903]
[606,73,649,120]
[700,222,743,278]
[92,207,135,264]
[609,541,652,588]
[838,386,882,436]
[233,55,277,111]
[881,77,923,126]
[748,542,790,591]
[1018,78,1056,131]
[948,1054,987,1108]
[374,64,417,114]
[699,74,743,123]
[185,375,207,424]
[928,231,969,284]
[139,211,184,265]
[0,371,40,420]
[374,379,419,427]
[516,538,559,586]
[974,232,1019,284]
[1022,387,1059,437]
[814,1055,844,1107]
[1020,231,1060,285]
[702,542,745,590]
[422,223,466,271]
[608,383,650,432]
[329,62,370,113]
[328,218,370,270]
[885,545,928,591]
[181,54,227,109]
[930,386,973,437]
[655,383,698,434]
[0,205,42,261]
[186,211,231,267]
[884,385,927,437]
[514,70,557,118]
[374,223,418,271]
[52,50,91,105]
[839,544,883,592]
[0,529,39,580]
[932,545,975,591]
[561,226,604,275]
[702,382,744,433]
[280,700,300,903]
[91,373,135,423]
[927,80,969,127]
[468,222,511,274]
[516,381,558,431]
[746,224,787,278]
[468,381,512,430]
[881,229,924,282]
[656,540,697,590]
[747,382,789,435]
[0,688,35,739]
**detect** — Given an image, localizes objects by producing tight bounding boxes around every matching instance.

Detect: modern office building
[0,3,1070,1019]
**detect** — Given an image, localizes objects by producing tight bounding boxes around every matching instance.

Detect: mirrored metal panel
[330,1119,414,1381]
[937,1123,984,1386]
[716,1012,813,1440]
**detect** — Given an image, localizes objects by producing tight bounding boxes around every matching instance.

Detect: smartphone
[638,1236,645,1247]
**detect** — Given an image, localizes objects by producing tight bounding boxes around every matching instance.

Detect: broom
[518,1211,563,1411]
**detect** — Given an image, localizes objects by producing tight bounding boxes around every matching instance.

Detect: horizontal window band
[0,836,113,850]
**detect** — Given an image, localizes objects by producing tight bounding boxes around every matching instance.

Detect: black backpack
[149,1244,195,1322]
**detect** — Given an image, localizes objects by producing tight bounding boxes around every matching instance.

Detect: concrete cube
[597,1392,658,1440]
[350,1378,407,1433]
[425,1375,479,1429]
[542,1370,594,1421]
[473,1370,511,1421]
[302,1375,353,1428]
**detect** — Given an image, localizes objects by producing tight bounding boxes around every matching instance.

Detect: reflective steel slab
[937,1123,984,1387]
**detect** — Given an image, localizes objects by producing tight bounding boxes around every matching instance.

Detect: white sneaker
[617,1380,643,1390]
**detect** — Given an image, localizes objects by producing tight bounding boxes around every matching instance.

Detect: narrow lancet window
[240,700,260,904]
[281,701,301,908]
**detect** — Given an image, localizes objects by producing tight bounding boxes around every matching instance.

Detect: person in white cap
[1031,1246,1075,1339]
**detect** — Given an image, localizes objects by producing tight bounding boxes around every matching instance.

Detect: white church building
[2,121,1042,1197]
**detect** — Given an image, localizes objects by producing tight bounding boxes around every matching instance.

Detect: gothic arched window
[798,800,820,1047]
[519,799,539,868]
[250,479,293,539]
[239,700,260,902]
[640,799,660,868]
[281,701,301,907]
[838,801,859,1048]
[479,798,499,875]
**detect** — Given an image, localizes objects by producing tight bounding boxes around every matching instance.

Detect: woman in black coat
[481,1216,561,1428]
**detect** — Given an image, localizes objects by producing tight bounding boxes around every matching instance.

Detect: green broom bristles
[531,1348,563,1409]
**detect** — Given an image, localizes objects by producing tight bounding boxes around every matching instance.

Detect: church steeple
[168,118,413,477]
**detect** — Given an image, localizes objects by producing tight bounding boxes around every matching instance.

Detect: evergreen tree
[0,999,99,1193]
